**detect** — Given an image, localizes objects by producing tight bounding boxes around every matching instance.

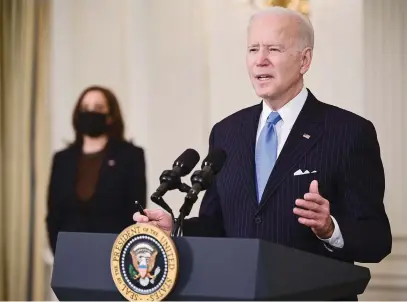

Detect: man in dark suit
[134,7,391,264]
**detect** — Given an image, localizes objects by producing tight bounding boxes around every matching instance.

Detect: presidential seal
[110,223,179,301]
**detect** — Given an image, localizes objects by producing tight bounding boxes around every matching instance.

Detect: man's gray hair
[248,6,314,51]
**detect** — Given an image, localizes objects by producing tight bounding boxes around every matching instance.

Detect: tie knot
[266,112,281,125]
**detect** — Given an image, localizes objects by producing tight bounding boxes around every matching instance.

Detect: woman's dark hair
[72,85,125,145]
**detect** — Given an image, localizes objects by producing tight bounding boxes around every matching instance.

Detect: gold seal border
[110,223,179,301]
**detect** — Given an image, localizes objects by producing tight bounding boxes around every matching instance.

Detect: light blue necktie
[255,112,281,202]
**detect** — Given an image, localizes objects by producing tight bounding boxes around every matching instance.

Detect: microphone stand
[171,184,191,237]
[171,150,226,237]
[172,168,214,237]
[150,194,175,223]
[177,183,191,194]
[171,187,199,237]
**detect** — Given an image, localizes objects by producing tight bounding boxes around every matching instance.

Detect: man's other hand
[293,180,334,239]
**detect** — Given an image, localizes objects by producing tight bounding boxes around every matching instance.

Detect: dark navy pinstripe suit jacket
[184,89,391,264]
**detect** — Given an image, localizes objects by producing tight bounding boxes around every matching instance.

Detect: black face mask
[76,111,109,137]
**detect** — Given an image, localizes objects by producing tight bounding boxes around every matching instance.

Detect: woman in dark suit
[46,85,146,254]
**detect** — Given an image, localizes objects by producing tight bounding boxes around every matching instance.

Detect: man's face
[246,14,308,102]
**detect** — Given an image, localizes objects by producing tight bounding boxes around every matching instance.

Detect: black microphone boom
[172,148,227,237]
[150,148,200,201]
[184,148,227,205]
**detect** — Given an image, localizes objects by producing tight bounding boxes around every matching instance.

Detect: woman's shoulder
[52,144,79,161]
[52,139,145,163]
[111,139,145,157]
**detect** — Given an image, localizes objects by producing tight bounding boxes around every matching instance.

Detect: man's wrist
[318,216,344,249]
[318,217,335,239]
[321,216,335,239]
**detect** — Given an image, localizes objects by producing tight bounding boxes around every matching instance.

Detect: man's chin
[255,89,276,100]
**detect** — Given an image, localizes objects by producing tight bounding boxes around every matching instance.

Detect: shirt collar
[260,86,308,130]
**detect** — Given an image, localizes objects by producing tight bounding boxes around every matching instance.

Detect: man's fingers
[303,193,326,205]
[297,217,319,228]
[143,209,166,220]
[293,207,319,220]
[133,212,149,222]
[150,220,160,227]
[295,199,321,212]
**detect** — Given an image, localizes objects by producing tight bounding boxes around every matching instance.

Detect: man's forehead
[247,26,289,43]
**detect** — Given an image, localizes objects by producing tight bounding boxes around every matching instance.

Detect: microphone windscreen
[173,148,200,176]
[202,148,227,174]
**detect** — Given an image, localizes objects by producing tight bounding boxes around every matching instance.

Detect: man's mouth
[255,74,273,81]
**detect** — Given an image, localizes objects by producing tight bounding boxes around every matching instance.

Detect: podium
[51,231,370,301]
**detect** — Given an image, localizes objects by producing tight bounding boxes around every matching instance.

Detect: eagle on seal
[130,243,161,286]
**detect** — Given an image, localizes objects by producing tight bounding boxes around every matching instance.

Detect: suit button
[254,216,262,224]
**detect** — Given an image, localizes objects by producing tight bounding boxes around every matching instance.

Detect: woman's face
[80,90,109,114]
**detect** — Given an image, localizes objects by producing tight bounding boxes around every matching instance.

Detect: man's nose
[255,50,269,66]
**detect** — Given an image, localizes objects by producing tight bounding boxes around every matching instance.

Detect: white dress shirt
[255,86,344,249]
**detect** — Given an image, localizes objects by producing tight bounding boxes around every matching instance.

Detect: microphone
[150,148,200,202]
[185,148,227,204]
[172,148,227,237]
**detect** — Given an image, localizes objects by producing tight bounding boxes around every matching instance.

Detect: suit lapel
[62,144,81,199]
[237,103,263,209]
[257,91,325,211]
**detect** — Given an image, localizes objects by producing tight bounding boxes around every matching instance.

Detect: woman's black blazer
[45,139,147,254]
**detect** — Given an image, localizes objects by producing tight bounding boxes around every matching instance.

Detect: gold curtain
[0,0,51,300]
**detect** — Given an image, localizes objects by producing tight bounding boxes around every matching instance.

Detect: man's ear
[300,47,313,75]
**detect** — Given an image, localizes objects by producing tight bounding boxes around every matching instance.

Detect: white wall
[305,0,365,115]
[357,0,407,299]
[204,0,259,125]
[50,0,209,216]
[50,0,130,149]
[48,0,407,300]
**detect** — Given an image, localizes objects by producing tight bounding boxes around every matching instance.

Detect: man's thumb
[309,180,319,194]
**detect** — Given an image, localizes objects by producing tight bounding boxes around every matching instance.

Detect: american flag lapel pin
[303,133,311,139]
